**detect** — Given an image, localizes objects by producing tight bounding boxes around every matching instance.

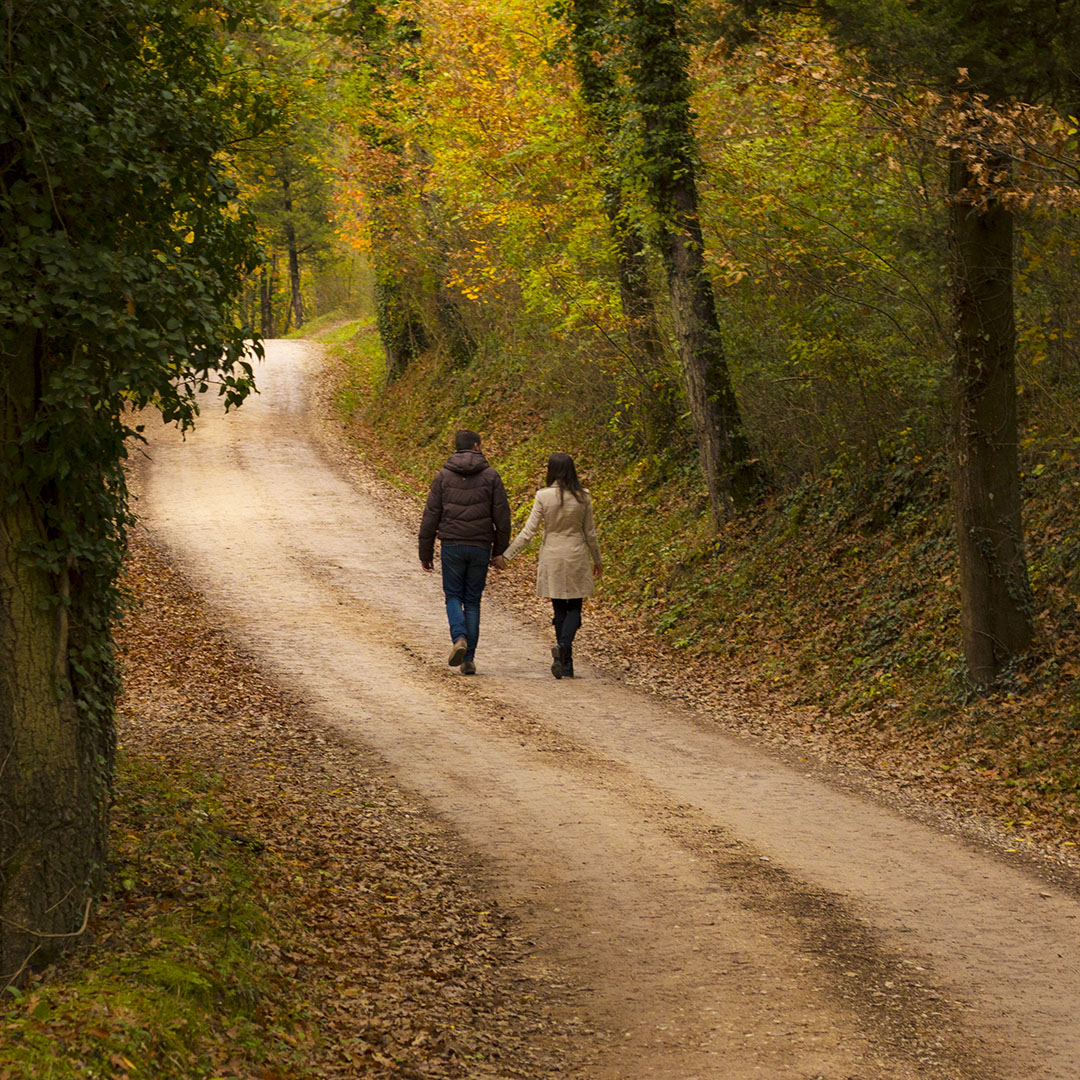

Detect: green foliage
[0,0,263,951]
[0,8,263,537]
[815,0,1080,99]
[0,755,316,1079]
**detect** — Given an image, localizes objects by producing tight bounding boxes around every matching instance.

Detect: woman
[501,453,602,679]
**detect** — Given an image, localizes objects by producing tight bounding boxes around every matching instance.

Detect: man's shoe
[461,660,477,675]
[449,637,467,666]
[550,645,563,680]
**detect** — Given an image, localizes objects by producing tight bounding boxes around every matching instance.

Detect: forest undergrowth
[324,315,1080,862]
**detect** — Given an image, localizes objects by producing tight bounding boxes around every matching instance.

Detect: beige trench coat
[503,485,602,599]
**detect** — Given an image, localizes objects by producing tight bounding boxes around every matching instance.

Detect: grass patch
[331,320,383,416]
[316,318,369,345]
[284,309,369,343]
[0,754,317,1080]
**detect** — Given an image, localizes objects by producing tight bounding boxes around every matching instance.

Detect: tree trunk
[656,186,759,522]
[609,191,664,373]
[566,0,670,449]
[282,178,303,330]
[948,151,1033,685]
[285,225,302,330]
[0,337,106,985]
[260,258,275,339]
[285,223,303,329]
[374,260,426,381]
[406,141,477,369]
[434,283,477,369]
[624,0,763,524]
[607,187,673,449]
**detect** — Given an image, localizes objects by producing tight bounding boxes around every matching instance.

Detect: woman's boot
[550,645,564,680]
[562,647,574,678]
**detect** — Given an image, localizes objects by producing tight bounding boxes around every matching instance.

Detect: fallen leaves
[0,527,587,1080]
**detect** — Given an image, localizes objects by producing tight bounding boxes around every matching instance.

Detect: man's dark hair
[455,429,481,452]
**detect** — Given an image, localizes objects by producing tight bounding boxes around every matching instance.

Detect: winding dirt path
[136,340,1080,1080]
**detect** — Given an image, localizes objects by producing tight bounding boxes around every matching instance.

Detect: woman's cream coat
[503,485,601,599]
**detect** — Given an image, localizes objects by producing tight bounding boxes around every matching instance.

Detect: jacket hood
[445,449,489,476]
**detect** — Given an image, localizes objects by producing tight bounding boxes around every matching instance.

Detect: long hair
[546,452,585,504]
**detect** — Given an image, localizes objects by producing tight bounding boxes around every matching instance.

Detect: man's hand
[421,559,434,572]
[491,555,507,570]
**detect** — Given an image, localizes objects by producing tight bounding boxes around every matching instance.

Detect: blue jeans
[440,544,491,662]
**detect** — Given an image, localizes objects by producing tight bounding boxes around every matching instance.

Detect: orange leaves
[335,0,607,319]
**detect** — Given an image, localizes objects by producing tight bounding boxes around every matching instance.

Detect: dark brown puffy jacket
[418,450,511,562]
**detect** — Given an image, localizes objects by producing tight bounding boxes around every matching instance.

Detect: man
[419,430,511,675]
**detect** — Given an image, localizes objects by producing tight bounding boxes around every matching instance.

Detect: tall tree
[946,136,1031,684]
[329,1,437,379]
[560,0,671,448]
[0,0,261,981]
[228,9,338,338]
[282,174,306,330]
[619,0,764,521]
[735,0,1080,682]
[246,142,333,334]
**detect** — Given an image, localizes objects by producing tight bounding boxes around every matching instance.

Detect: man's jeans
[440,544,491,662]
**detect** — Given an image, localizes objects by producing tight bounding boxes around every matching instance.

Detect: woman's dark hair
[546,453,585,503]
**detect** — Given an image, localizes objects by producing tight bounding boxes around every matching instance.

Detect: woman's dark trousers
[551,598,582,676]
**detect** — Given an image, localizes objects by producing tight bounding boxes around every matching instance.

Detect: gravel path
[133,339,1080,1080]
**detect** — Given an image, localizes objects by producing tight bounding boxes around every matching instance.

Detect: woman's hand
[593,563,603,578]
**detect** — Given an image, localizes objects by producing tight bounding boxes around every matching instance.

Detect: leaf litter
[44,526,590,1079]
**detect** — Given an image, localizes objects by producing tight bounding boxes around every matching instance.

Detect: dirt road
[136,340,1080,1080]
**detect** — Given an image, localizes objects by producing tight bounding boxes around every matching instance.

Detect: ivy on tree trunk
[621,0,764,522]
[0,0,262,983]
[0,333,113,982]
[563,0,672,450]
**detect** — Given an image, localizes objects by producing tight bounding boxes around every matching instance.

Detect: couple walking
[418,429,602,678]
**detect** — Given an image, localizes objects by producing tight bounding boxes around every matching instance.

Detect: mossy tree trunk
[565,0,671,449]
[1,0,260,984]
[623,0,764,523]
[948,152,1034,685]
[374,259,428,381]
[414,153,477,370]
[609,192,673,449]
[0,339,110,985]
